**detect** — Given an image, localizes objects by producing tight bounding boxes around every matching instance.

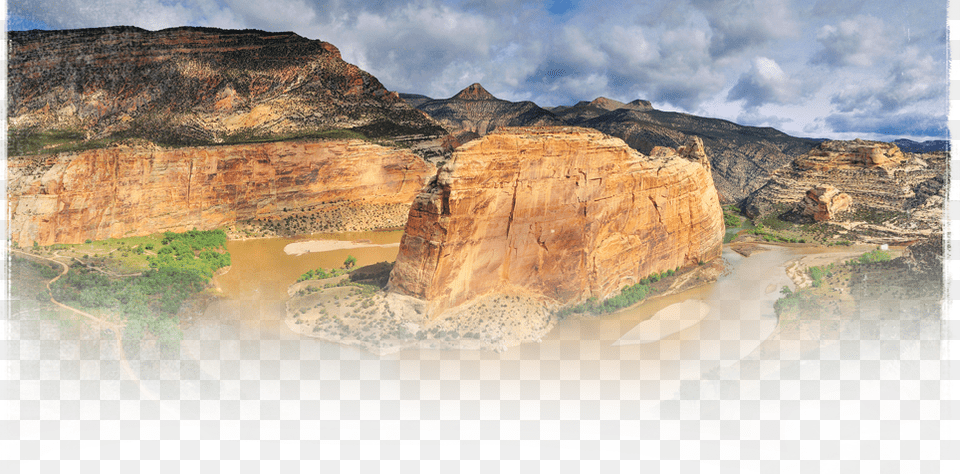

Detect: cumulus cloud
[811,15,894,67]
[6,0,949,139]
[727,57,805,109]
[690,0,799,57]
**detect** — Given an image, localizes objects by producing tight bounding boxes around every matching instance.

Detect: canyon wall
[9,140,435,245]
[388,127,724,315]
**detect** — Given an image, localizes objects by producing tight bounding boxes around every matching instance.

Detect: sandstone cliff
[387,127,724,316]
[9,140,435,245]
[8,27,451,159]
[742,139,946,243]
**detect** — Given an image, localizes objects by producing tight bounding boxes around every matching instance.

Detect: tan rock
[387,127,724,316]
[8,140,435,245]
[800,185,852,221]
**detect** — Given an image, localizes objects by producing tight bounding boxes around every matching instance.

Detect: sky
[5,0,951,141]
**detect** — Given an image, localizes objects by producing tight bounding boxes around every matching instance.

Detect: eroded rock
[8,140,435,245]
[388,127,724,317]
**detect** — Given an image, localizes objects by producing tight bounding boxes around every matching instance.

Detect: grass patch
[554,268,680,318]
[297,266,350,282]
[8,126,385,157]
[7,128,120,156]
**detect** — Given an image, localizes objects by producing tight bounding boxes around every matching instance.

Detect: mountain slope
[410,83,564,143]
[8,26,449,156]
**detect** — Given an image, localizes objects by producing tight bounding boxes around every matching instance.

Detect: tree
[344,255,357,269]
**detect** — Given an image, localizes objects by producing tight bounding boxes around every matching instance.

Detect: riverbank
[282,255,728,355]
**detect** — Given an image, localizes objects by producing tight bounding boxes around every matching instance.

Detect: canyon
[286,127,725,353]
[8,139,435,246]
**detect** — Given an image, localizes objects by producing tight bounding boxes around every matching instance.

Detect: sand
[613,299,711,345]
[284,239,399,256]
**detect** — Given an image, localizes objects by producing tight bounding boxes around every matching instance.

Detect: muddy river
[9,231,941,466]
[180,232,881,406]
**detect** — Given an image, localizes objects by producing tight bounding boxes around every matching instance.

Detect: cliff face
[9,140,435,245]
[388,127,724,316]
[742,139,947,243]
[8,27,450,157]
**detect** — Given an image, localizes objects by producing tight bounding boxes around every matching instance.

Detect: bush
[344,255,357,269]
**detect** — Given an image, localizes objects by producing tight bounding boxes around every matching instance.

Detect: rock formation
[8,140,435,245]
[404,86,821,202]
[388,127,724,316]
[742,140,947,243]
[8,27,451,159]
[405,83,564,145]
[799,185,852,222]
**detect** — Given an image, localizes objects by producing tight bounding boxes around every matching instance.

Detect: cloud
[6,0,949,139]
[829,47,947,114]
[811,15,894,67]
[690,0,799,57]
[727,57,805,109]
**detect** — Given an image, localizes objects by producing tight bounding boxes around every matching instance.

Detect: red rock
[388,127,724,315]
[8,140,435,245]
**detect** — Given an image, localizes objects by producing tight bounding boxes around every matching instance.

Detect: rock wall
[9,140,435,245]
[388,127,724,316]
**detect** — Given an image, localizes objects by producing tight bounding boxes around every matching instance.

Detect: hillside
[8,26,451,159]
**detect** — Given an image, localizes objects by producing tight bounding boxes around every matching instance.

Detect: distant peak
[589,97,625,110]
[454,83,497,100]
[627,99,653,110]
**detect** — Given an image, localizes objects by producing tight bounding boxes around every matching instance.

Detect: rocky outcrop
[743,140,947,243]
[8,140,435,245]
[8,27,450,159]
[388,127,724,316]
[800,185,852,222]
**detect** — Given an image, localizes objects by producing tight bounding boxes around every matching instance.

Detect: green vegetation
[808,263,836,288]
[344,255,357,269]
[554,268,678,318]
[847,249,892,266]
[8,125,385,157]
[7,128,115,156]
[748,224,806,243]
[297,266,349,282]
[722,205,743,228]
[48,229,230,350]
[774,285,818,315]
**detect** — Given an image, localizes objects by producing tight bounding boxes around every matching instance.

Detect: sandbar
[284,239,399,256]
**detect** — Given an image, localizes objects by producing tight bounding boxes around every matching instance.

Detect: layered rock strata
[743,139,947,243]
[9,27,450,158]
[388,127,724,316]
[9,140,435,245]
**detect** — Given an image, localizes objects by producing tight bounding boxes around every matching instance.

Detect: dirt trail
[12,249,160,401]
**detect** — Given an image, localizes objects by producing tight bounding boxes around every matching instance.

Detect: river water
[8,232,943,469]
[187,233,823,404]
